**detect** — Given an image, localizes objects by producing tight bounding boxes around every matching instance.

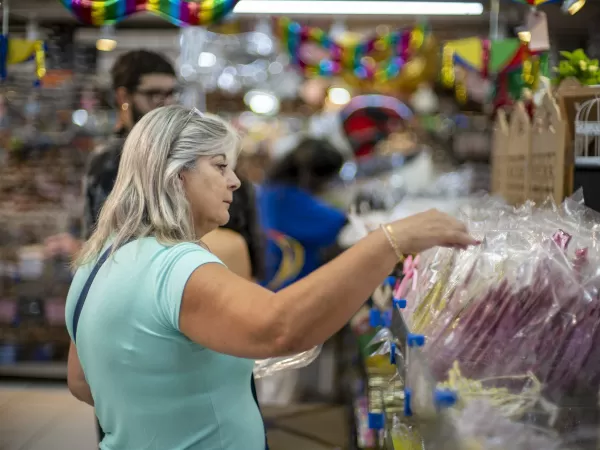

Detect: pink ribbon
[393,254,420,300]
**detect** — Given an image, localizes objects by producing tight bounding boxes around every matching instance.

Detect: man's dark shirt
[81,134,125,239]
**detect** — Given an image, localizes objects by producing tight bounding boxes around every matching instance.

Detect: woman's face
[181,154,241,236]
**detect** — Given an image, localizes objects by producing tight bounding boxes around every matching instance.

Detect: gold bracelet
[380,224,406,263]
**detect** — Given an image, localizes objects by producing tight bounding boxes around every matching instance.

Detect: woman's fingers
[446,230,479,248]
[389,209,479,255]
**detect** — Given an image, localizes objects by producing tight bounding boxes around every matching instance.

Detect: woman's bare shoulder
[202,229,252,279]
[203,228,247,252]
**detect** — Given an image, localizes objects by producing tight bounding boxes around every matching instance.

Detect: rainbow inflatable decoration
[510,0,560,5]
[60,0,241,27]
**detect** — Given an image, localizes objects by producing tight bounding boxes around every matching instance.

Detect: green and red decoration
[442,37,549,107]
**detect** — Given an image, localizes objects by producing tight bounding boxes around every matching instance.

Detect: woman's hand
[388,209,478,255]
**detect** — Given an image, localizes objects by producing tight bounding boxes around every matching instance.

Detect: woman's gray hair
[75,105,240,267]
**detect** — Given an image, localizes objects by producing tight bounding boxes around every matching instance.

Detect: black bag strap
[71,245,114,344]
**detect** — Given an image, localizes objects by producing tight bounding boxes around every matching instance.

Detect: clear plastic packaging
[399,191,600,448]
[453,400,562,450]
[253,345,322,379]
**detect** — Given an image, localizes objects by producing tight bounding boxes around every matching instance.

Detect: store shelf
[0,362,67,379]
[575,157,600,168]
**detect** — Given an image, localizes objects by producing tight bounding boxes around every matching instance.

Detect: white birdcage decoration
[574,96,600,157]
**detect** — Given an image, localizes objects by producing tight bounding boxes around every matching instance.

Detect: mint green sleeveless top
[65,238,265,450]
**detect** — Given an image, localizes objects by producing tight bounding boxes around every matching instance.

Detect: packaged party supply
[399,191,600,447]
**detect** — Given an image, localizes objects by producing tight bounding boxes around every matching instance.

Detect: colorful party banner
[278,18,429,83]
[60,0,240,27]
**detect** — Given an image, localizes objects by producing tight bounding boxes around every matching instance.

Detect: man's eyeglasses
[135,88,181,104]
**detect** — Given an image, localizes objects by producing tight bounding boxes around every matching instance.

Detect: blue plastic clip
[407,333,426,348]
[369,308,382,328]
[385,276,396,287]
[368,412,385,430]
[404,389,413,417]
[434,389,458,409]
[393,297,407,309]
[390,342,397,365]
[382,310,392,328]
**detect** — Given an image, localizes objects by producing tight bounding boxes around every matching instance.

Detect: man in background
[45,49,178,445]
[82,50,179,238]
[45,50,177,254]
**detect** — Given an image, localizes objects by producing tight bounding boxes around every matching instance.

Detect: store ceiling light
[233,1,484,16]
[328,87,351,106]
[72,109,89,127]
[244,90,280,115]
[198,52,217,68]
[97,25,117,52]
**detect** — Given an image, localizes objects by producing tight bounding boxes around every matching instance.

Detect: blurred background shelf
[0,362,67,379]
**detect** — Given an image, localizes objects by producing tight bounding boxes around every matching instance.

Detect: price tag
[527,10,550,52]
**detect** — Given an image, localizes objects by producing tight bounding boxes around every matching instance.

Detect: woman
[258,138,347,290]
[66,105,476,450]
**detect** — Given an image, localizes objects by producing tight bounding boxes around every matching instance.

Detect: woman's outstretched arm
[179,209,476,359]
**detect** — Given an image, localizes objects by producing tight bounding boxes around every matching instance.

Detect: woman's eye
[218,164,228,172]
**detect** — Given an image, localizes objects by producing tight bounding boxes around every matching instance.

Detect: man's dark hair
[111,50,176,92]
[267,138,344,193]
[223,176,266,281]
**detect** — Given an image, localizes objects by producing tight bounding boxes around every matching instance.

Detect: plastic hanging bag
[390,415,423,450]
[453,399,562,450]
[408,192,600,415]
[253,345,322,379]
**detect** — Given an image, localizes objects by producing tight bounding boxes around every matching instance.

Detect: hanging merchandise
[524,9,550,52]
[278,18,438,91]
[59,0,240,27]
[349,191,600,449]
[443,37,549,106]
[0,36,46,84]
[339,94,415,158]
[444,38,532,79]
[278,17,414,80]
[404,193,600,421]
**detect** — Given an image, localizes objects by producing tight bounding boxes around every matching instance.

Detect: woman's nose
[229,171,241,191]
